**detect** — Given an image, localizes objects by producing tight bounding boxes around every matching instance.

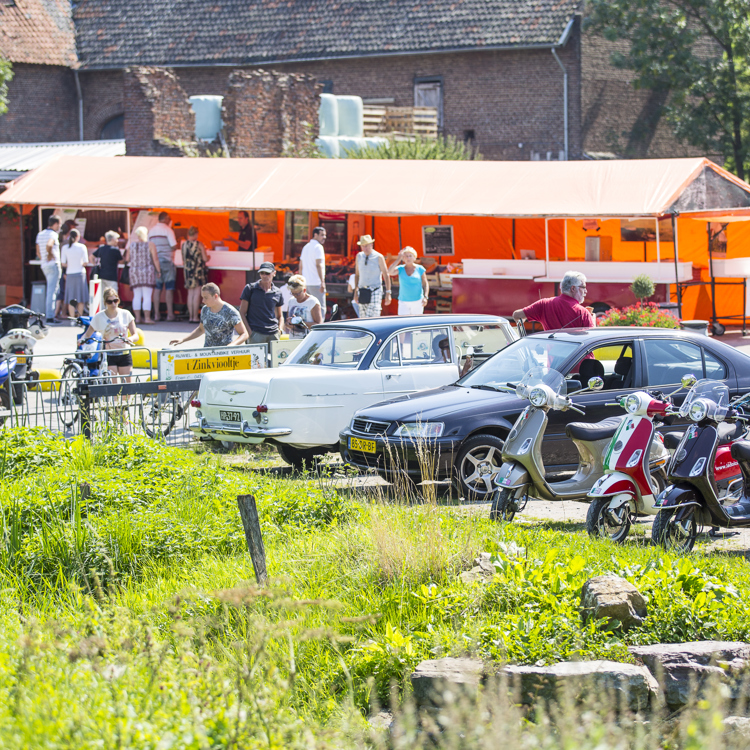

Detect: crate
[363,106,438,139]
[363,105,387,136]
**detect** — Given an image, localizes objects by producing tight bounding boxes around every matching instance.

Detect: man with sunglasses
[238,261,284,344]
[512,271,595,331]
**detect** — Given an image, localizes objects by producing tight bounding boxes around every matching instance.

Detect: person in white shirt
[60,228,90,317]
[299,226,327,315]
[147,212,178,321]
[82,287,137,380]
[36,215,61,324]
[284,275,323,339]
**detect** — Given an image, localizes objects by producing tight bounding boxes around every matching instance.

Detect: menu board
[422,225,454,256]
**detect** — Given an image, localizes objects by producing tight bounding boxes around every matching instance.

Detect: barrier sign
[159,345,267,381]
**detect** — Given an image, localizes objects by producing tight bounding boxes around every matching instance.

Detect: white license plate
[220,410,241,422]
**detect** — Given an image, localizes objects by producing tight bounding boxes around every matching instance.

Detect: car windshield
[285,328,374,368]
[459,337,581,390]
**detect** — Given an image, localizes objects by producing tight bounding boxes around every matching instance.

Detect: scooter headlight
[625,394,640,414]
[689,399,708,422]
[528,387,547,407]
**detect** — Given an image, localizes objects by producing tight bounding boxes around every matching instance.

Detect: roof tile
[73,0,580,69]
[0,0,77,67]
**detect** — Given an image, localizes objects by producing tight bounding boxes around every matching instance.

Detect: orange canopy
[3,155,750,218]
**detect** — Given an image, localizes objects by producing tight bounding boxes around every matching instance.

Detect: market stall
[4,155,750,322]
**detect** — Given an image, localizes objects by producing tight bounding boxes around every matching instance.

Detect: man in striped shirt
[148,212,178,321]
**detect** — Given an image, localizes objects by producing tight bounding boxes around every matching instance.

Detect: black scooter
[652,377,749,552]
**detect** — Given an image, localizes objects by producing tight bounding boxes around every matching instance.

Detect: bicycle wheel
[56,362,83,429]
[140,392,178,438]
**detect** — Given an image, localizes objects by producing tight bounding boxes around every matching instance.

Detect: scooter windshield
[679,378,730,421]
[515,367,565,403]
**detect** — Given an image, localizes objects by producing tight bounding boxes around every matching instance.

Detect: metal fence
[1,346,201,447]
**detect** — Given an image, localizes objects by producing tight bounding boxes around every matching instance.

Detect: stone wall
[123,67,195,156]
[222,70,321,157]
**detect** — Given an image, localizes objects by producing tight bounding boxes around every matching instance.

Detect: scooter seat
[719,421,745,446]
[730,439,750,462]
[663,432,683,450]
[565,416,625,442]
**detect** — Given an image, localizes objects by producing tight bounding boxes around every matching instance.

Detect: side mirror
[587,376,604,391]
[681,373,698,389]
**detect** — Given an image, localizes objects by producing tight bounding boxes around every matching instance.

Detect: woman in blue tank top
[388,246,429,316]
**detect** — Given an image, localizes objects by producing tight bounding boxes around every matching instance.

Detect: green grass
[1,427,750,747]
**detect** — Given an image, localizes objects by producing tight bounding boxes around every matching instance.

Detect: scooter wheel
[489,488,517,522]
[586,497,632,543]
[652,507,698,553]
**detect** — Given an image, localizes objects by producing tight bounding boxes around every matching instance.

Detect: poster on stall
[422,225,454,256]
[159,345,267,381]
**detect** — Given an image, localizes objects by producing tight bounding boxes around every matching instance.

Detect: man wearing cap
[299,226,327,315]
[239,261,284,344]
[354,235,392,318]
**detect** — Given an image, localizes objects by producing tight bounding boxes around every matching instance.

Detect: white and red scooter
[585,381,688,543]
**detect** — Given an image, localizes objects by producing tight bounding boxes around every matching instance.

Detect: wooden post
[237,494,267,585]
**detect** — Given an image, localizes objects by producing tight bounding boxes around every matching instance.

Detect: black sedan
[339,327,750,499]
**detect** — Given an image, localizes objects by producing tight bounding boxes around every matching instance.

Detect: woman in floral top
[182,226,210,323]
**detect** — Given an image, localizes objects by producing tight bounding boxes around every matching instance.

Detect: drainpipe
[73,70,83,141]
[551,17,574,161]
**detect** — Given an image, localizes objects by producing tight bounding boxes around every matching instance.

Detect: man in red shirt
[513,271,595,331]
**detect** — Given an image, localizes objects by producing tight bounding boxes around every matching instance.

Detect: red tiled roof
[0,0,77,67]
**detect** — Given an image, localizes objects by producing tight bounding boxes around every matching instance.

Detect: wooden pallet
[362,105,438,138]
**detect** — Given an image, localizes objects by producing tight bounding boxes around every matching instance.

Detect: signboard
[269,338,303,367]
[159,345,267,381]
[422,225,454,256]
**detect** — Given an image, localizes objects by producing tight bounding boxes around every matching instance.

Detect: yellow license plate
[350,436,376,453]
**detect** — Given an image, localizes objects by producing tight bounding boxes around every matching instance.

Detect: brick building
[0,0,702,162]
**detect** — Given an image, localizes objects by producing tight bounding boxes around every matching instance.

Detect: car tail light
[191,399,201,407]
[256,404,268,413]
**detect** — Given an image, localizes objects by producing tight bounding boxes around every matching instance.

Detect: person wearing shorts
[148,212,178,321]
[82,287,137,381]
[388,246,429,315]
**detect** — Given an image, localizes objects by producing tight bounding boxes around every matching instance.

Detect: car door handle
[385,374,400,380]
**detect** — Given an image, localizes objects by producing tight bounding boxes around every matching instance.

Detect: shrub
[630,274,655,302]
[597,301,680,328]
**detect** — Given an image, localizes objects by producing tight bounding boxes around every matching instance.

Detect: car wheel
[277,443,323,473]
[652,507,698,552]
[454,433,505,500]
[586,497,631,543]
[489,488,516,522]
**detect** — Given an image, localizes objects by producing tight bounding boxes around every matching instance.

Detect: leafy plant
[0,58,12,117]
[598,301,680,328]
[630,274,655,302]
[344,135,481,160]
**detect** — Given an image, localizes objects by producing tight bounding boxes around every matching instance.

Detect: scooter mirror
[587,376,604,392]
[681,373,698,389]
[466,346,475,356]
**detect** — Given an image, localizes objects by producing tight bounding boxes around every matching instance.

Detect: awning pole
[564,219,568,262]
[671,212,682,318]
[19,205,27,305]
[398,216,402,248]
[544,218,550,278]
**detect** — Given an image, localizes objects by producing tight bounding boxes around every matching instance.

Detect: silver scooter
[490,367,670,522]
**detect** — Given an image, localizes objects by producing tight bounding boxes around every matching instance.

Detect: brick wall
[0,210,25,304]
[0,63,78,143]
[79,69,124,140]
[123,67,195,156]
[580,32,704,159]
[223,70,321,157]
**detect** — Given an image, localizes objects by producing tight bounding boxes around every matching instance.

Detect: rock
[368,711,394,732]
[723,716,750,739]
[411,658,485,708]
[629,641,750,710]
[502,660,659,713]
[581,575,647,630]
[459,553,496,584]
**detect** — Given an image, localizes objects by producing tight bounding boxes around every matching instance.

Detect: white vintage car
[190,314,516,468]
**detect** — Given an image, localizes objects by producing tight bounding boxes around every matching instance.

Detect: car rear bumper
[190,417,292,441]
[339,431,461,479]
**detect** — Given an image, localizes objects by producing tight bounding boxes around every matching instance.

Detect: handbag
[119,263,131,286]
[358,287,372,304]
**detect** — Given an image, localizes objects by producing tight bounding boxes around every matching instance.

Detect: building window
[414,76,443,128]
[320,80,334,94]
[100,114,124,140]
